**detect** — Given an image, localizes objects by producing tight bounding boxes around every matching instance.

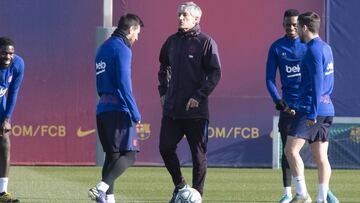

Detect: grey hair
[177,2,202,23]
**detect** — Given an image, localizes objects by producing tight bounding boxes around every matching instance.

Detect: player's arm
[265,45,288,111]
[115,50,141,123]
[307,48,323,122]
[191,38,221,103]
[4,57,24,122]
[158,39,170,105]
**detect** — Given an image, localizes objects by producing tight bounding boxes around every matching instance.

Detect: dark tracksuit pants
[279,111,293,187]
[159,116,208,195]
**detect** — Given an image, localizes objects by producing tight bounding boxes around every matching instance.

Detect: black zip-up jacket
[158,24,221,119]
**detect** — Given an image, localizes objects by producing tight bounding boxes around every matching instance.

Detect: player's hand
[186,98,199,111]
[275,99,288,111]
[1,118,11,136]
[306,119,316,126]
[2,118,11,131]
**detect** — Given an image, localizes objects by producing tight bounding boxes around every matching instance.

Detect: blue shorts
[96,111,139,153]
[278,111,296,134]
[288,112,333,143]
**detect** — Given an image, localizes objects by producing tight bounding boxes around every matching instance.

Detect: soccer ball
[175,187,202,203]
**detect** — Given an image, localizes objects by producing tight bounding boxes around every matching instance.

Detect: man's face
[297,23,306,43]
[0,45,15,68]
[127,25,141,46]
[283,16,298,39]
[178,10,197,31]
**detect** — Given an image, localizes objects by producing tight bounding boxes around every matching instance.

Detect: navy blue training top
[266,36,307,109]
[297,37,335,120]
[0,54,24,121]
[95,36,141,123]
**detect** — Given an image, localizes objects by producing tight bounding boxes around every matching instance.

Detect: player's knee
[284,146,295,159]
[314,156,330,166]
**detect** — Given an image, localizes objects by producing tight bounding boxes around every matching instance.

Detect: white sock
[107,194,116,203]
[96,181,109,192]
[284,186,292,197]
[317,184,328,202]
[294,176,307,196]
[0,177,9,193]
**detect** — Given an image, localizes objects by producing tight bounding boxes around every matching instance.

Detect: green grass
[8,166,360,202]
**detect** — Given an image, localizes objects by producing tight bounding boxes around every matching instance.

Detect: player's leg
[102,155,135,203]
[89,111,133,203]
[278,112,293,202]
[0,130,10,183]
[102,152,136,186]
[183,118,208,196]
[159,116,187,202]
[310,141,330,202]
[284,136,307,193]
[285,113,314,202]
[279,130,293,202]
[0,130,19,203]
[101,157,115,203]
[309,116,336,203]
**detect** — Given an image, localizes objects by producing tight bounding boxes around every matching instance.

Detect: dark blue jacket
[95,35,141,123]
[0,54,24,121]
[266,36,307,108]
[297,37,335,120]
[158,24,221,119]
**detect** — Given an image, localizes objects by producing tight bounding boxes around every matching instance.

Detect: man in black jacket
[158,2,221,202]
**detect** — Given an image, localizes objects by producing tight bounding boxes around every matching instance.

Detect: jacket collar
[177,24,201,37]
[111,28,131,48]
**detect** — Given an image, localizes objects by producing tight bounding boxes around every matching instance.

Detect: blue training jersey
[266,36,307,108]
[95,36,141,123]
[0,54,24,121]
[297,37,335,120]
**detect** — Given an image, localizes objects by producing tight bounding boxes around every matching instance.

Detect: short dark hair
[298,11,321,33]
[284,9,300,18]
[0,37,14,48]
[117,13,144,31]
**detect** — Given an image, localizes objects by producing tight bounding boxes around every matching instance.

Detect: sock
[317,184,328,202]
[106,194,116,203]
[96,181,109,193]
[284,186,292,197]
[294,176,307,196]
[0,177,9,193]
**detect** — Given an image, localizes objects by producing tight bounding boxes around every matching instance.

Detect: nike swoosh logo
[77,127,95,137]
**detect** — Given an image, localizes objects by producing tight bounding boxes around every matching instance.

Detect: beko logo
[286,64,301,78]
[96,61,106,75]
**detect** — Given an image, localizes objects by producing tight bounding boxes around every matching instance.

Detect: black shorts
[288,112,333,144]
[96,111,139,153]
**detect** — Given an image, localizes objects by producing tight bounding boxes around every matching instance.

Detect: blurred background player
[88,14,144,203]
[265,9,307,203]
[158,2,221,202]
[0,37,24,203]
[284,11,339,203]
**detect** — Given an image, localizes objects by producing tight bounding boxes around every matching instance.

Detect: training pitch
[9,166,359,202]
